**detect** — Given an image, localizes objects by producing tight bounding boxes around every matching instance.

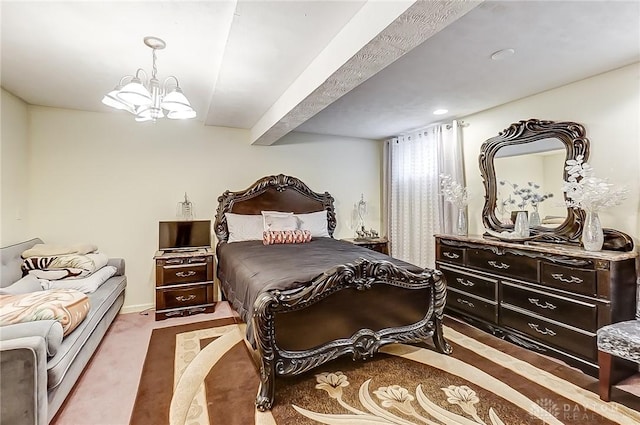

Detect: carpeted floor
[51,302,640,425]
[130,315,640,425]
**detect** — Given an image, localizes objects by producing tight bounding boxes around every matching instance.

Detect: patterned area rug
[130,317,640,425]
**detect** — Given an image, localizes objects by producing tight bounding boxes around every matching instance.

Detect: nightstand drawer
[541,262,596,296]
[440,265,496,301]
[501,306,596,360]
[159,284,210,310]
[502,281,598,332]
[467,248,538,282]
[447,289,496,323]
[160,263,208,285]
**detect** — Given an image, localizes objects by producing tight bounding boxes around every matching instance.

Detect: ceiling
[2,1,639,145]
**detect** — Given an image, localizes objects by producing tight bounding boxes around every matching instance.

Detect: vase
[582,211,604,251]
[514,211,530,238]
[456,208,468,236]
[529,205,541,227]
[510,210,528,224]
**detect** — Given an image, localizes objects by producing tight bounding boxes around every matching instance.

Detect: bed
[213,174,451,410]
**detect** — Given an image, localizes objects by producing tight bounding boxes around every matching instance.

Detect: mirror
[479,119,589,244]
[494,137,566,228]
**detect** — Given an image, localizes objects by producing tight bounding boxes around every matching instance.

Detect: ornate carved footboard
[214,174,452,411]
[252,258,451,411]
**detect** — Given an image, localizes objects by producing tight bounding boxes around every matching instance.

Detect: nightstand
[342,237,389,255]
[154,248,215,320]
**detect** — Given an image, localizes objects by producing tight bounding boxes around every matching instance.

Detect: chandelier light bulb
[103,36,196,122]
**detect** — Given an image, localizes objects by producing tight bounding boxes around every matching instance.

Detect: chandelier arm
[163,76,180,90]
[133,68,148,85]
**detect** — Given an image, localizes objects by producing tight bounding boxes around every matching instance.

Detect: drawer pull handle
[528,298,557,310]
[456,278,475,287]
[551,273,583,284]
[176,294,196,302]
[176,271,197,278]
[456,298,475,308]
[166,259,182,264]
[528,323,556,336]
[488,261,510,269]
[443,252,460,259]
[189,257,206,263]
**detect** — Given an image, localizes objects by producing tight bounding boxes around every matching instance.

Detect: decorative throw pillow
[0,274,43,295]
[0,288,90,336]
[263,230,312,245]
[296,210,330,237]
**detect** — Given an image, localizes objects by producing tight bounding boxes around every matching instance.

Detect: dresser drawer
[500,306,596,360]
[440,266,497,301]
[438,246,464,265]
[502,282,598,332]
[158,284,211,310]
[467,249,538,282]
[447,289,497,323]
[160,263,209,285]
[541,262,596,296]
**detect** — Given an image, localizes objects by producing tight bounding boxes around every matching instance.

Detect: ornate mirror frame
[479,119,589,244]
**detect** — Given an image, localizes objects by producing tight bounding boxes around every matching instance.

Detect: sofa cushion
[0,274,43,295]
[0,289,90,336]
[46,275,126,389]
[0,238,43,288]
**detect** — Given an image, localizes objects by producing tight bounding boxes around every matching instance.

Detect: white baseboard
[120,303,154,314]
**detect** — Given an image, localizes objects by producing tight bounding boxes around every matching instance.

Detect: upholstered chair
[596,278,640,401]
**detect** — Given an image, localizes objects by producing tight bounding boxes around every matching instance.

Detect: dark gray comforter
[217,237,421,336]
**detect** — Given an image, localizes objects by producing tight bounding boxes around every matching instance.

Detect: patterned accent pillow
[263,230,312,245]
[0,288,90,336]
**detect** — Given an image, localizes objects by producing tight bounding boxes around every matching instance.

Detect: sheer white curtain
[383,121,465,268]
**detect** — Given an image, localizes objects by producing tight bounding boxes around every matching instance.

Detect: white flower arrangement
[440,174,470,208]
[562,155,627,212]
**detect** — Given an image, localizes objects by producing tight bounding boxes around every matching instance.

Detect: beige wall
[1,88,31,245]
[24,107,382,311]
[461,63,640,244]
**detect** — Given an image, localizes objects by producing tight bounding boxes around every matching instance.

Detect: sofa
[0,238,127,425]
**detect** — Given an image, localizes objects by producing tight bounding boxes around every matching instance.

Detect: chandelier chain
[152,48,158,80]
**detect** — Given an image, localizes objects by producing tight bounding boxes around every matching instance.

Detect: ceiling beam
[250,0,482,146]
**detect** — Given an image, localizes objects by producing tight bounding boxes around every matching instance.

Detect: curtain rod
[446,120,469,130]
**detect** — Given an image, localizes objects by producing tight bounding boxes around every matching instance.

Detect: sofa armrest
[0,320,63,357]
[107,258,125,276]
[0,335,49,425]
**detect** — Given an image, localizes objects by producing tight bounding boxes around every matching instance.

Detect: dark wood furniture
[342,237,389,255]
[479,118,633,250]
[154,248,215,320]
[436,234,638,376]
[214,174,450,411]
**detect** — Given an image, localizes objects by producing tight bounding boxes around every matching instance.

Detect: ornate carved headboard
[214,174,337,244]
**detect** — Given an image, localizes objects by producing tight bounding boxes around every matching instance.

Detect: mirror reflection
[493,138,566,228]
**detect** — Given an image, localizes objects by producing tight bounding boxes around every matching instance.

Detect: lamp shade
[167,109,197,120]
[102,90,133,111]
[161,87,192,112]
[117,78,152,105]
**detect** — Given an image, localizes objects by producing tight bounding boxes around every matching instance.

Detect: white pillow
[40,265,117,293]
[225,213,264,242]
[296,210,330,237]
[262,211,299,231]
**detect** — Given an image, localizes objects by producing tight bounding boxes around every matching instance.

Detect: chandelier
[102,36,196,122]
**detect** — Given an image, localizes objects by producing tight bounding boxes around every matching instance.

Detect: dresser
[435,234,638,376]
[154,249,215,320]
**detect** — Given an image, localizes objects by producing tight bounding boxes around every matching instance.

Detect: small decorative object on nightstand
[342,236,389,255]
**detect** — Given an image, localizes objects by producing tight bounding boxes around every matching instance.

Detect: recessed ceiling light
[433,109,448,115]
[490,48,515,60]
